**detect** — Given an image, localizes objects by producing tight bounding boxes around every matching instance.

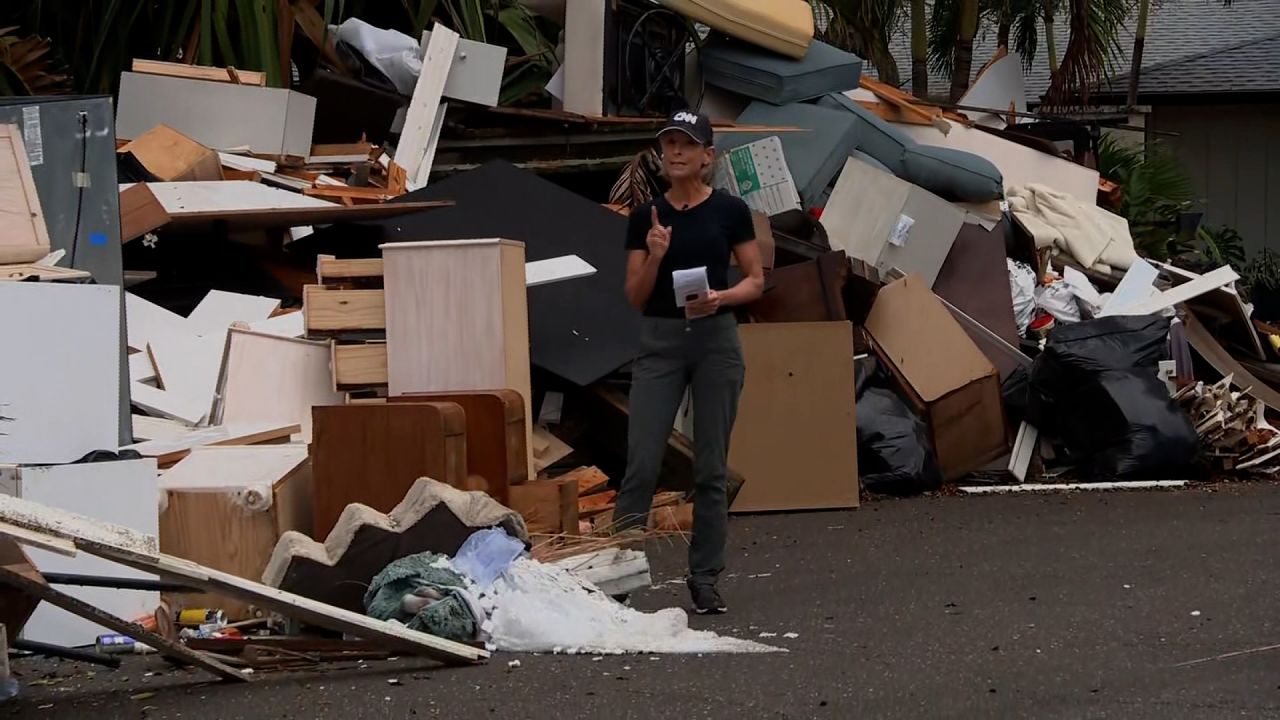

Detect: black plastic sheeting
[855,357,943,496]
[1028,315,1200,479]
[294,161,642,387]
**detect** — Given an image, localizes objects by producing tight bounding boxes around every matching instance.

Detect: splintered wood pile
[1175,375,1280,473]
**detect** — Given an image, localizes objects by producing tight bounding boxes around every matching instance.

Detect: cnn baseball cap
[658,109,714,146]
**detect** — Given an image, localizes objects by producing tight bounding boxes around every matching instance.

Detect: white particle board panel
[217,152,278,174]
[130,383,208,426]
[159,445,307,493]
[0,283,121,464]
[125,292,192,353]
[214,329,343,441]
[246,311,305,338]
[564,0,606,116]
[397,24,458,188]
[1,459,159,647]
[138,181,337,215]
[187,290,281,335]
[130,414,192,443]
[894,121,1100,205]
[524,254,597,287]
[146,332,227,426]
[115,72,316,157]
[129,351,157,384]
[420,31,508,107]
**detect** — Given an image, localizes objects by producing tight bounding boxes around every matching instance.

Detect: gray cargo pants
[614,312,745,588]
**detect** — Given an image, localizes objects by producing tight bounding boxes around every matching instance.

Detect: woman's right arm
[624,206,670,310]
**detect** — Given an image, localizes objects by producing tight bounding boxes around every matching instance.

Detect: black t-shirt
[625,189,755,318]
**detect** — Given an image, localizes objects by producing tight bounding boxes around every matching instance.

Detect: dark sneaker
[689,583,727,615]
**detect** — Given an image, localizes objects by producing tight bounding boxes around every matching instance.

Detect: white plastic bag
[1034,281,1083,323]
[335,18,422,95]
[1007,259,1036,334]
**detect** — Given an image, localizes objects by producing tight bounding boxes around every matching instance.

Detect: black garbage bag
[1001,365,1031,427]
[855,357,944,495]
[1028,315,1199,479]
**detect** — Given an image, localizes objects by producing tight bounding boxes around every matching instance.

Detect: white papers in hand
[673,266,710,308]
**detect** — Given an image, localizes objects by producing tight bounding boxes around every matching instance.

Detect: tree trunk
[910,0,928,97]
[950,0,980,101]
[997,21,1011,49]
[1044,0,1059,73]
[1126,0,1150,108]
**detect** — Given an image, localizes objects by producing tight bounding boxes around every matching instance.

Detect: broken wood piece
[0,538,45,643]
[119,183,172,243]
[187,289,281,335]
[578,490,617,518]
[245,309,305,338]
[302,186,396,203]
[532,427,575,474]
[508,477,577,534]
[264,478,526,614]
[1184,312,1280,414]
[0,559,251,681]
[123,422,299,467]
[218,152,278,175]
[159,446,311,619]
[396,24,458,189]
[524,255,597,287]
[0,264,92,282]
[551,547,650,597]
[120,125,224,182]
[131,59,267,87]
[0,493,488,663]
[214,329,344,440]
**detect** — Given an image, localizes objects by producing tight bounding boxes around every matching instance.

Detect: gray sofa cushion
[702,37,863,105]
[815,92,915,176]
[901,144,1004,202]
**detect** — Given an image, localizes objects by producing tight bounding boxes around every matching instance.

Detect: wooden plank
[578,489,616,517]
[132,58,267,86]
[0,264,92,282]
[333,343,389,387]
[317,257,384,281]
[1123,266,1239,317]
[0,283,121,464]
[119,183,172,243]
[0,124,51,264]
[311,404,468,538]
[130,382,209,426]
[0,494,488,663]
[303,285,385,331]
[0,562,250,681]
[396,24,458,189]
[217,152,277,174]
[130,414,191,443]
[302,186,396,202]
[123,422,299,467]
[532,427,574,474]
[215,329,344,441]
[556,465,607,497]
[0,536,46,644]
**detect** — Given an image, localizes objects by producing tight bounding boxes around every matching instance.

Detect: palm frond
[609,148,664,209]
[825,0,904,85]
[1045,0,1131,108]
[0,27,70,96]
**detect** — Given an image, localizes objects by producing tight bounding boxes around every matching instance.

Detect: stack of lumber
[1174,375,1280,473]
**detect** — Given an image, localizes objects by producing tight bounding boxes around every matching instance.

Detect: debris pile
[1,0,1279,699]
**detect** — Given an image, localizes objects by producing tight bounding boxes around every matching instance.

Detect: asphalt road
[6,483,1280,719]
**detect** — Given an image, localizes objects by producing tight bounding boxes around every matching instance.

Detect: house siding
[1150,102,1280,255]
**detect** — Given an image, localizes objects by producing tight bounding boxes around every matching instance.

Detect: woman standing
[615,110,764,615]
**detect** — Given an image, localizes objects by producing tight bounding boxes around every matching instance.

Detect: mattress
[702,37,863,105]
[724,101,859,208]
[660,0,815,59]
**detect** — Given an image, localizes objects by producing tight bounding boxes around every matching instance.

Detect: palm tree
[910,0,928,97]
[1044,0,1129,107]
[950,0,980,100]
[823,0,905,86]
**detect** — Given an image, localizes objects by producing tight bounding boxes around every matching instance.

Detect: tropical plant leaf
[609,148,664,209]
[1045,0,1130,107]
[497,6,552,65]
[0,27,71,96]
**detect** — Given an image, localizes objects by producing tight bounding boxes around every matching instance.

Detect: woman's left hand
[685,289,721,319]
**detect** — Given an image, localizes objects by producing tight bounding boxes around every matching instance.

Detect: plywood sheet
[119,124,223,182]
[563,0,605,116]
[125,292,191,353]
[729,322,859,512]
[124,422,299,466]
[160,445,307,492]
[0,283,120,464]
[1,459,158,647]
[0,125,51,265]
[147,332,224,426]
[216,329,343,440]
